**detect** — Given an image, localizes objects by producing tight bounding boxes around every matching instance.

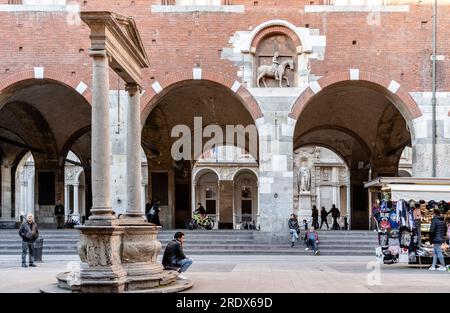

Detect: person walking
[162,232,193,280]
[304,226,320,255]
[320,206,329,230]
[19,213,39,268]
[311,205,319,230]
[148,197,162,227]
[329,204,341,230]
[54,199,65,229]
[429,209,447,271]
[288,214,300,247]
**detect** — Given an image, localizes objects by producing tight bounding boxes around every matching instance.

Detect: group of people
[288,214,320,255]
[145,197,162,226]
[311,204,344,230]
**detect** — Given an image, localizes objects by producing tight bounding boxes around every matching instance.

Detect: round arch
[0,69,92,107]
[140,71,263,125]
[231,167,259,182]
[193,167,221,183]
[289,71,422,125]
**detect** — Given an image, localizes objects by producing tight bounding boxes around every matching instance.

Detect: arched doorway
[233,169,258,229]
[293,146,350,228]
[142,79,259,229]
[293,80,413,229]
[193,169,219,228]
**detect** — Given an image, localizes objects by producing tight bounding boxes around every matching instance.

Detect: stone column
[73,183,80,221]
[251,88,299,242]
[124,83,143,220]
[89,51,115,223]
[64,184,70,216]
[140,183,146,213]
[1,166,12,220]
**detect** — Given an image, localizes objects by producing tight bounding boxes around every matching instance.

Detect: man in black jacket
[19,213,39,268]
[329,205,341,230]
[162,232,192,280]
[54,200,65,229]
[429,209,447,271]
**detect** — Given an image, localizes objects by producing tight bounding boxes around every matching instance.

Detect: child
[304,226,320,255]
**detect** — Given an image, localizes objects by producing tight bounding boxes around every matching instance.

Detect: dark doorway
[38,172,55,205]
[242,199,252,222]
[351,184,369,230]
[175,184,190,228]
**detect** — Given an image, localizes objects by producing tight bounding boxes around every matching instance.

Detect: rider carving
[272,52,280,81]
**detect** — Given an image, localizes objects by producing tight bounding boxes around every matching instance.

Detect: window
[175,0,222,4]
[328,0,385,4]
[12,0,67,4]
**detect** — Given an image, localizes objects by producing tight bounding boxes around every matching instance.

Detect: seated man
[162,232,193,280]
[193,203,207,224]
[304,226,320,255]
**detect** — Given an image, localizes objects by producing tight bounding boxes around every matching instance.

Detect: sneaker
[436,266,447,271]
[177,274,188,280]
[29,263,37,267]
[305,248,309,251]
[291,242,294,247]
[314,250,320,255]
[21,263,28,268]
[429,266,436,271]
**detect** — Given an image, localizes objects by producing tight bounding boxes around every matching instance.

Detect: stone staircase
[0,229,378,256]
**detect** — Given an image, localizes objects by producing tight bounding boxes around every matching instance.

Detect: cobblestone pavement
[0,255,448,293]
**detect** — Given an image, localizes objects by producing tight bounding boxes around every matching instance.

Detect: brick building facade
[0,1,448,234]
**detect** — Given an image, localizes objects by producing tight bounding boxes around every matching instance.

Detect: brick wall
[0,1,448,99]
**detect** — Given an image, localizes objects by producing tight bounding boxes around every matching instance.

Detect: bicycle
[185,214,215,230]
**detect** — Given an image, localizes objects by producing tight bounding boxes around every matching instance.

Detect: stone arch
[193,167,220,183]
[60,126,91,166]
[246,20,303,54]
[289,71,422,124]
[0,68,92,106]
[231,167,259,182]
[140,70,263,125]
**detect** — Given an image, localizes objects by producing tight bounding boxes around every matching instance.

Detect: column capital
[125,83,142,96]
[88,49,109,59]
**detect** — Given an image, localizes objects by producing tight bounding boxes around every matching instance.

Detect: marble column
[64,184,70,216]
[124,83,143,220]
[140,183,146,213]
[89,51,114,222]
[73,183,80,221]
[1,166,12,220]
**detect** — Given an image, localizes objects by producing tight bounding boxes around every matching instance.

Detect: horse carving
[257,59,295,88]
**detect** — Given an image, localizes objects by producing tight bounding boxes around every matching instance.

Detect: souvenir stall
[365,177,450,266]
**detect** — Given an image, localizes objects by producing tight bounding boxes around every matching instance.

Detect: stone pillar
[140,183,146,213]
[254,97,296,237]
[73,183,80,221]
[124,83,143,220]
[1,166,13,220]
[64,184,70,216]
[410,93,450,177]
[89,51,115,222]
[21,181,27,215]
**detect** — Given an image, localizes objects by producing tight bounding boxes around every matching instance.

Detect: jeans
[432,244,446,268]
[178,258,193,273]
[289,229,299,242]
[22,242,34,264]
[306,239,318,252]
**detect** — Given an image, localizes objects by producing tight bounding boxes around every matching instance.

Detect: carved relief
[254,34,296,87]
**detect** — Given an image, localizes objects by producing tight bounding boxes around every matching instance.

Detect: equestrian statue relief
[257,51,295,88]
